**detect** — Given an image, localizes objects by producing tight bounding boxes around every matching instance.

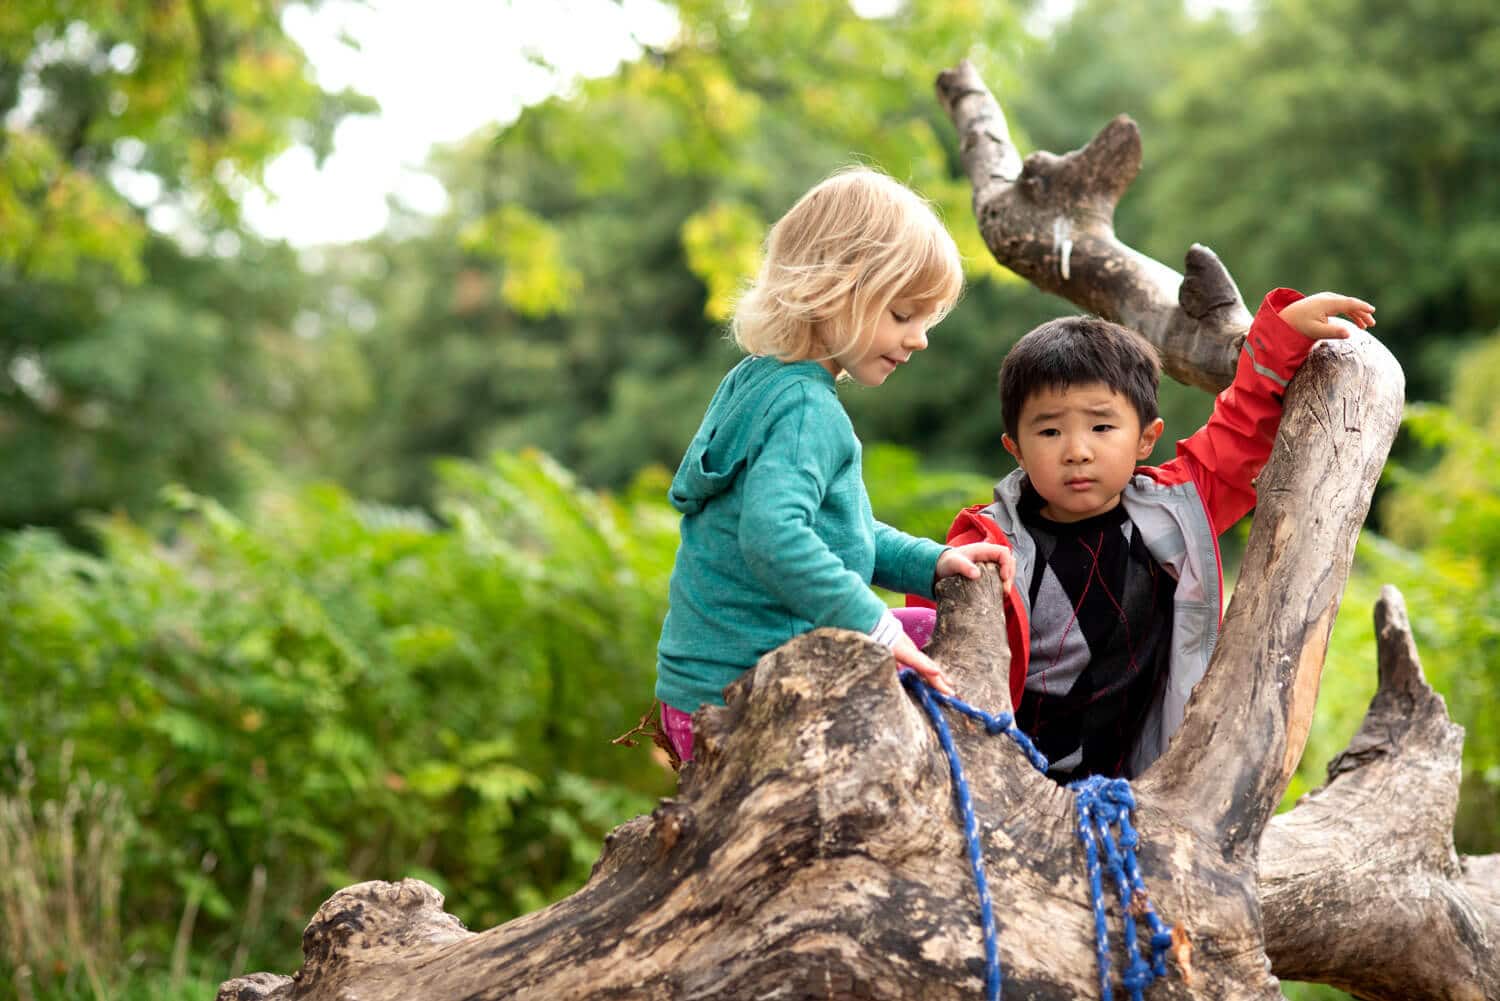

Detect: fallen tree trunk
[219,61,1497,1000]
[217,585,1498,1000]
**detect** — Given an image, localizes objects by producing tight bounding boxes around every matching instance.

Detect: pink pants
[892,606,937,648]
[659,608,935,764]
[660,703,695,762]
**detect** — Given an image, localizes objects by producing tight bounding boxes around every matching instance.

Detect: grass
[1,744,128,1001]
[1,741,284,1001]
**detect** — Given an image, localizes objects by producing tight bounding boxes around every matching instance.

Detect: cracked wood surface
[1260,587,1500,999]
[1140,333,1403,851]
[219,571,1276,1000]
[216,587,1499,1001]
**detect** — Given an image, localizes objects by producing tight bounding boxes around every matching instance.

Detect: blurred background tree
[325,0,1049,505]
[2,1,1497,998]
[0,0,373,533]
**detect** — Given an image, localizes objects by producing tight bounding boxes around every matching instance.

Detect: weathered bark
[1259,587,1500,999]
[219,61,1495,1001]
[218,582,1500,1001]
[936,60,1247,394]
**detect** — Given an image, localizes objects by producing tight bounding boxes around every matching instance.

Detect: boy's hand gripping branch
[1277,293,1376,340]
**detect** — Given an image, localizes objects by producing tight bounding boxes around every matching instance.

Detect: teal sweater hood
[656,355,946,713]
[668,354,802,515]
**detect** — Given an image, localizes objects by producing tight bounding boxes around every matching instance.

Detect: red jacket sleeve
[1156,288,1314,535]
[906,504,1031,709]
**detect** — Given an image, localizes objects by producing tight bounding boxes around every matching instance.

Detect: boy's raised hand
[1278,291,1376,340]
[936,541,1016,593]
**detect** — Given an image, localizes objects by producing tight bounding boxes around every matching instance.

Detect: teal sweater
[655,355,946,712]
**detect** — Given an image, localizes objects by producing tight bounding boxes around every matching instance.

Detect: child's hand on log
[936,542,1015,593]
[893,632,955,697]
[1278,292,1376,340]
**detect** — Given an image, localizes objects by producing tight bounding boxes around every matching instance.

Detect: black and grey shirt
[1014,484,1176,782]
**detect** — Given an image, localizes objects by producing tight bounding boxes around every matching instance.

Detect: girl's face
[821,297,937,386]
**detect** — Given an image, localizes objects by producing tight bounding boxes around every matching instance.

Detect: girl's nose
[904,327,929,351]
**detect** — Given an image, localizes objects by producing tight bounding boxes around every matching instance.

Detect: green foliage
[864,443,995,549]
[10,0,1500,543]
[681,199,764,321]
[0,0,369,281]
[0,451,677,976]
[325,0,1061,507]
[1137,0,1500,399]
[0,748,131,999]
[1282,982,1355,1001]
[3,1,1499,993]
[461,205,583,319]
[3,968,222,1001]
[0,236,373,532]
[0,2,374,531]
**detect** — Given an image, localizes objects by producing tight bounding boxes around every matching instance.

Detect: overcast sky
[242,0,677,245]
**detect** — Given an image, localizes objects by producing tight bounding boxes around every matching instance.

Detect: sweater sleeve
[1157,288,1314,535]
[872,521,946,599]
[737,386,890,634]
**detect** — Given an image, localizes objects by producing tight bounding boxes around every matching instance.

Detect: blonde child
[654,167,1014,763]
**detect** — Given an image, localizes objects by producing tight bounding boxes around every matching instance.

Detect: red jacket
[912,290,1313,761]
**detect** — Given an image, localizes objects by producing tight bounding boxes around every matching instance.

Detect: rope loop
[898,668,1175,1000]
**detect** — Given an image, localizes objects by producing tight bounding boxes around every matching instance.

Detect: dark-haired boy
[904,290,1375,782]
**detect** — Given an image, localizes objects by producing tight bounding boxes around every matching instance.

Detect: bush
[0,450,678,975]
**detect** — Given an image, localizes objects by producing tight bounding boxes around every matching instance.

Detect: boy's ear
[1137,418,1165,460]
[1002,433,1024,467]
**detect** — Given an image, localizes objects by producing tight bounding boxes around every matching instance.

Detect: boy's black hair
[999,316,1162,437]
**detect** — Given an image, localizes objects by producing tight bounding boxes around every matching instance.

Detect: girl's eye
[891,312,911,323]
[1093,424,1116,433]
[1038,428,1060,437]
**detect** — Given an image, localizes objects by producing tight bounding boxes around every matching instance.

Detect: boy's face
[1002,382,1164,523]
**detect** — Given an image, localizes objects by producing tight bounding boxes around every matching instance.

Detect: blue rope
[898,669,1174,1000]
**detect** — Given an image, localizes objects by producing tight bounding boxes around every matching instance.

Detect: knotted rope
[899,669,1174,1000]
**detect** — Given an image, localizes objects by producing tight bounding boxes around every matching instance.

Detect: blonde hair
[731,167,964,363]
